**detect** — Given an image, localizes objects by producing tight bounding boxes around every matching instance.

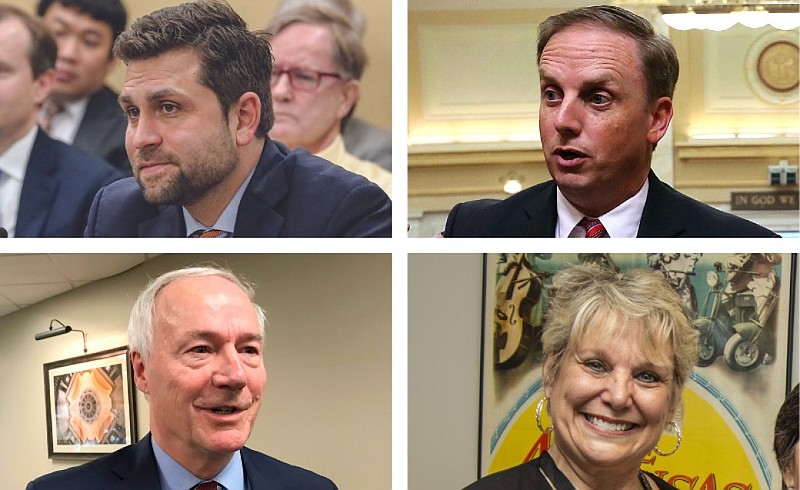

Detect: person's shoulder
[25,448,128,489]
[34,132,121,182]
[242,447,337,489]
[283,144,382,191]
[444,180,555,237]
[646,175,780,237]
[462,459,540,489]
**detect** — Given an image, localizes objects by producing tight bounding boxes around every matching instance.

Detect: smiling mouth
[210,406,240,415]
[585,415,635,432]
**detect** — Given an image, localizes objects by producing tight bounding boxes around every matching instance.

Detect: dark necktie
[579,217,609,238]
[192,481,221,490]
[188,228,228,238]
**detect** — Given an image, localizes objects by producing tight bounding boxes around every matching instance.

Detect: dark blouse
[462,451,676,490]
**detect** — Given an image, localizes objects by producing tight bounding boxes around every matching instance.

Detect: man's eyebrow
[183,330,264,343]
[119,88,184,106]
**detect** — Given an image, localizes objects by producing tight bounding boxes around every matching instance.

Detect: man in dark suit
[37,0,129,175]
[443,5,778,238]
[28,266,336,489]
[0,5,120,238]
[85,1,390,237]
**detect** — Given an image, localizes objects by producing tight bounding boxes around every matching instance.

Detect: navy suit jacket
[84,139,391,237]
[443,171,780,238]
[15,129,122,237]
[26,434,337,490]
[72,86,130,176]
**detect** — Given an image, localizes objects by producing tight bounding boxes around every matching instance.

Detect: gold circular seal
[757,41,799,93]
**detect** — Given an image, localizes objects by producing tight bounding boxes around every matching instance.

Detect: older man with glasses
[266,4,392,197]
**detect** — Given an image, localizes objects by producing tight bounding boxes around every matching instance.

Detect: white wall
[408,254,483,490]
[0,253,391,490]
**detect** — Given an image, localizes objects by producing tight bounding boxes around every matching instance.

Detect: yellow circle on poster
[490,390,763,489]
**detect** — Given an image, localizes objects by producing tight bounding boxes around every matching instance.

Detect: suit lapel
[241,447,288,489]
[108,435,163,489]
[16,130,58,237]
[138,206,185,237]
[233,140,288,237]
[519,180,558,237]
[637,171,686,237]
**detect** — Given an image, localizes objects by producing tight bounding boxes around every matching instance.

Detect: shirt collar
[0,125,37,181]
[151,436,245,490]
[182,163,257,237]
[555,178,649,238]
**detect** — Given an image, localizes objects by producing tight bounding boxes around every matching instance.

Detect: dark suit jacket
[84,139,392,237]
[26,433,337,490]
[15,129,122,237]
[72,86,130,176]
[443,171,780,238]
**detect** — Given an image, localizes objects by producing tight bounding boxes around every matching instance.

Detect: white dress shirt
[182,163,256,237]
[0,125,37,237]
[555,178,649,238]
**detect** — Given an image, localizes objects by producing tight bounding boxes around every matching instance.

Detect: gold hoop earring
[653,421,682,456]
[535,397,554,434]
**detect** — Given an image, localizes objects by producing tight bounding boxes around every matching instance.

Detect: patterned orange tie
[188,228,228,238]
[579,217,609,238]
[192,482,221,490]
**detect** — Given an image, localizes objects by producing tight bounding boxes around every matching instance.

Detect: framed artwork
[43,346,137,457]
[480,253,796,489]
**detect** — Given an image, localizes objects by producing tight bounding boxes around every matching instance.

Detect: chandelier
[658,1,800,30]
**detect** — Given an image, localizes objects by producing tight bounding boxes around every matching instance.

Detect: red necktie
[188,228,227,238]
[192,482,221,490]
[579,217,609,238]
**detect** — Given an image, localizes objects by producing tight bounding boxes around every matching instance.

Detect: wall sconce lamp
[35,319,87,353]
[500,173,524,195]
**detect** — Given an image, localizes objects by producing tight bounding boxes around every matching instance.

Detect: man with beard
[84,0,391,237]
[27,265,337,489]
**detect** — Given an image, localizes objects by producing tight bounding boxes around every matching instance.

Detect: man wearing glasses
[84,0,391,237]
[266,5,392,197]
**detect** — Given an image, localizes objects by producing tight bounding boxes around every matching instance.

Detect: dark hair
[114,0,273,137]
[537,5,679,106]
[37,0,127,56]
[0,5,57,78]
[774,384,799,477]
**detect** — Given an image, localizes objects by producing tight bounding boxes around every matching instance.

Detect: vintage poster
[480,253,795,490]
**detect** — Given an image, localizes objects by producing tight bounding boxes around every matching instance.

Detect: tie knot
[579,217,608,238]
[188,228,228,238]
[192,481,221,490]
[40,100,65,135]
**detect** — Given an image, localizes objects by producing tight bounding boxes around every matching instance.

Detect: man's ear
[335,79,360,120]
[131,350,149,395]
[647,96,673,146]
[231,92,261,146]
[33,68,55,107]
